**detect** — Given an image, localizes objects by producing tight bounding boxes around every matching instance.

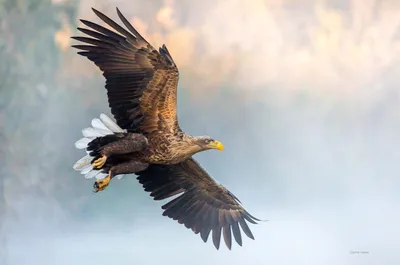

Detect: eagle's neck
[157,134,208,164]
[177,134,204,158]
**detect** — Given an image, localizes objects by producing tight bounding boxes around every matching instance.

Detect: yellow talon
[93,175,111,192]
[92,155,107,169]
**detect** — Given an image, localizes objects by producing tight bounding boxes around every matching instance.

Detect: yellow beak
[210,140,224,151]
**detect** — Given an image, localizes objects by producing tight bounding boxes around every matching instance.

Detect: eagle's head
[194,136,224,151]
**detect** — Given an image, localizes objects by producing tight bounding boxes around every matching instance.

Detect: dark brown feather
[200,227,212,243]
[223,225,232,250]
[231,221,242,246]
[212,226,222,250]
[136,158,260,250]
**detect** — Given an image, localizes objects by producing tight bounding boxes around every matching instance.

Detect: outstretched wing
[136,158,261,250]
[71,8,181,136]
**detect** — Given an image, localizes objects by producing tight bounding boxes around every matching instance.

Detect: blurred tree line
[0,0,80,262]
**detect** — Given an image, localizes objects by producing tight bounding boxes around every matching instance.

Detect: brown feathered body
[136,133,204,165]
[72,7,261,251]
[115,133,206,165]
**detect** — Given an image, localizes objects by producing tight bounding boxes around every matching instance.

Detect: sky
[3,0,400,264]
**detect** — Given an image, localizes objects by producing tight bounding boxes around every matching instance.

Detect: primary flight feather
[71,7,260,250]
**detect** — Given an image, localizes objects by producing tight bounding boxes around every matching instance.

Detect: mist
[1,0,400,264]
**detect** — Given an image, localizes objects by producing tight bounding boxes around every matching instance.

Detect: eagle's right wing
[136,158,261,250]
[72,8,181,136]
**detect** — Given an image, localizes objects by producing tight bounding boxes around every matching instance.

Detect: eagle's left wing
[136,158,261,250]
[71,8,181,136]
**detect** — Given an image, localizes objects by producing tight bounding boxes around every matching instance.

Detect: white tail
[72,113,127,180]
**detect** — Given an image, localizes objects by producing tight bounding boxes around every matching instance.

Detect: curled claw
[93,175,111,192]
[92,155,107,169]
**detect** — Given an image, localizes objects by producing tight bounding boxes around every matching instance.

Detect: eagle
[71,7,260,250]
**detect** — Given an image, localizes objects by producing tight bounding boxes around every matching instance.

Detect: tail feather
[91,118,110,131]
[100,113,125,133]
[75,138,92,149]
[81,164,93,175]
[82,127,112,138]
[73,113,127,180]
[85,169,105,180]
[72,154,92,171]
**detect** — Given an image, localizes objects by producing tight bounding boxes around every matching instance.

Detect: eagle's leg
[92,133,148,169]
[93,160,149,192]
